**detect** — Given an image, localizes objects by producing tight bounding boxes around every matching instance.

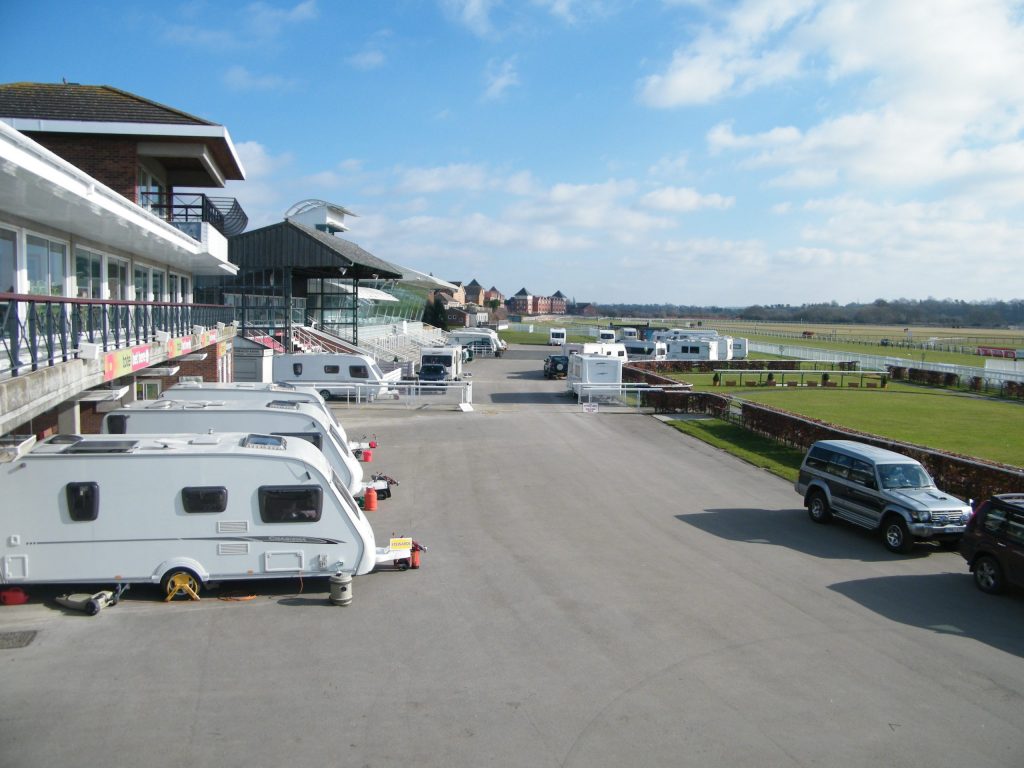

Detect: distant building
[550,290,568,315]
[508,287,532,314]
[464,278,486,305]
[485,285,504,304]
[573,302,600,317]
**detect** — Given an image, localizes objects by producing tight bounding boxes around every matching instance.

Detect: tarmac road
[1,345,1022,768]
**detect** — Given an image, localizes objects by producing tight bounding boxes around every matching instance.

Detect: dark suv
[543,355,569,379]
[959,494,1024,594]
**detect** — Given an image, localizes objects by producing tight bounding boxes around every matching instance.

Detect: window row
[1,226,191,302]
[66,483,324,524]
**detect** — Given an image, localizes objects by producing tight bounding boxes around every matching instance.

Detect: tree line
[595,298,1024,328]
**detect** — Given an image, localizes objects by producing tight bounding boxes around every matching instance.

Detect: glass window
[806,446,833,471]
[292,363,303,376]
[66,482,99,521]
[152,270,165,302]
[258,486,322,523]
[982,507,1007,535]
[134,265,150,301]
[827,453,853,479]
[107,257,129,300]
[850,459,875,487]
[878,463,930,489]
[27,234,67,296]
[0,228,15,293]
[75,248,103,299]
[1005,512,1024,546]
[180,275,191,303]
[324,365,340,374]
[169,274,180,303]
[349,365,369,379]
[182,487,228,513]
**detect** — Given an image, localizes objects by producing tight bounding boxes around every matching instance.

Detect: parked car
[795,440,972,553]
[417,363,449,394]
[959,494,1024,594]
[544,355,569,379]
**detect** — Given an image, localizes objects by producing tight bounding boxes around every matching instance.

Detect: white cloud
[223,65,298,91]
[395,163,491,194]
[348,49,385,70]
[441,0,496,37]
[483,57,520,101]
[641,186,734,212]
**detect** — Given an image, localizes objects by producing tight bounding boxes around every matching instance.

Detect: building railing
[0,293,235,377]
[139,192,249,238]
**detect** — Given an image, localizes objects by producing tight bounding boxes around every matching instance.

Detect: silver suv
[795,440,972,553]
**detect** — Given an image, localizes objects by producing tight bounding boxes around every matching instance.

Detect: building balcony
[139,192,248,239]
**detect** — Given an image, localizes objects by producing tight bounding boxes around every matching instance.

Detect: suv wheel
[807,490,832,524]
[973,554,1005,594]
[883,516,914,554]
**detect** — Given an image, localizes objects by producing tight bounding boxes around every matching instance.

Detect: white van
[101,399,367,498]
[271,353,396,400]
[549,327,567,346]
[0,432,378,595]
[566,354,624,400]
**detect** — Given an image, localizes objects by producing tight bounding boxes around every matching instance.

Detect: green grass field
[665,418,804,482]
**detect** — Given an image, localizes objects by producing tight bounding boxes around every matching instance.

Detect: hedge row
[624,364,1024,502]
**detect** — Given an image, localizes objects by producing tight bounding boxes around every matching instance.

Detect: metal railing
[1,293,234,377]
[749,342,1024,389]
[139,192,249,238]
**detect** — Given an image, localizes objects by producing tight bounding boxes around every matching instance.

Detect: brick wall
[30,133,139,200]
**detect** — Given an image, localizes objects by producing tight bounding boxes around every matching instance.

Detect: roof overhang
[0,122,237,275]
[325,280,399,302]
[2,118,245,182]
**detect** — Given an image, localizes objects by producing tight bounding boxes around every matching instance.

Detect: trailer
[622,340,667,360]
[562,342,627,358]
[448,331,503,357]
[548,327,567,346]
[101,399,370,498]
[271,353,397,400]
[0,432,378,595]
[566,354,624,400]
[419,346,464,381]
[163,381,379,452]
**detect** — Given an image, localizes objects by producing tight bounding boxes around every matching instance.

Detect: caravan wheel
[161,568,201,599]
[319,390,332,401]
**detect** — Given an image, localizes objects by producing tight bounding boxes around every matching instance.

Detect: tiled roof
[514,287,530,296]
[0,82,216,126]
[552,290,566,298]
[466,278,482,287]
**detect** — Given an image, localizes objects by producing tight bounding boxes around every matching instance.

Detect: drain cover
[0,630,37,649]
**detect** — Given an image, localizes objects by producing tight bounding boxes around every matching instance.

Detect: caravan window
[292,363,303,376]
[66,482,99,521]
[324,365,340,374]
[182,487,228,513]
[349,365,369,379]
[259,486,323,523]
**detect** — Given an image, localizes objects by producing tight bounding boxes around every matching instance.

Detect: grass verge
[665,417,805,483]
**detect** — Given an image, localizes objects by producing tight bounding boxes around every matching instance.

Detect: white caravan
[162,382,377,452]
[548,327,567,346]
[101,399,366,497]
[562,342,627,359]
[619,328,639,341]
[664,338,720,361]
[598,328,617,342]
[271,353,396,400]
[0,432,377,593]
[419,346,464,381]
[730,337,749,360]
[448,330,503,357]
[622,340,667,360]
[566,354,624,400]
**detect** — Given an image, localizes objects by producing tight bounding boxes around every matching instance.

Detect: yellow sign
[389,537,412,553]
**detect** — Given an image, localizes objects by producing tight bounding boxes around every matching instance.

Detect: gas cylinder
[329,572,353,606]
[364,485,378,512]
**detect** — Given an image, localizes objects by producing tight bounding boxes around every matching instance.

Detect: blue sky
[3,0,1024,306]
